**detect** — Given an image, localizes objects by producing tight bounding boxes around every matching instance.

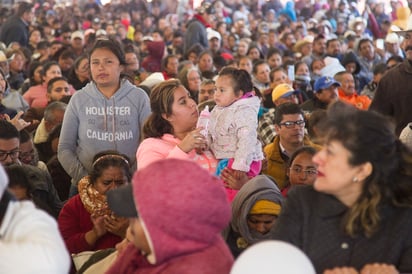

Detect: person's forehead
[0,138,19,150]
[52,80,69,89]
[200,83,215,89]
[281,113,303,121]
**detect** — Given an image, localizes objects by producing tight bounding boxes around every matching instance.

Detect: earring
[353,177,359,182]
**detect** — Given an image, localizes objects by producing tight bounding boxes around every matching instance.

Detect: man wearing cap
[105,159,234,273]
[0,164,70,273]
[301,76,341,114]
[302,34,326,67]
[371,19,412,136]
[258,83,299,147]
[184,1,216,55]
[70,31,85,57]
[207,29,222,56]
[262,103,320,190]
[0,2,33,48]
[384,32,405,59]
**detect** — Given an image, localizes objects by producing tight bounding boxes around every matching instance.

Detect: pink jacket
[136,134,217,172]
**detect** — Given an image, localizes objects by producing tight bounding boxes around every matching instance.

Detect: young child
[209,67,264,201]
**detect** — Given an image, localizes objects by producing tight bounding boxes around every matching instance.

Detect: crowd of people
[1,0,412,273]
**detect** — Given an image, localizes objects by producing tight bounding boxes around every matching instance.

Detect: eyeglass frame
[0,150,20,161]
[279,120,305,129]
[289,166,318,176]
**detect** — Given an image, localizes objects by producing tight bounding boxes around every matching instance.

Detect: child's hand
[221,168,249,190]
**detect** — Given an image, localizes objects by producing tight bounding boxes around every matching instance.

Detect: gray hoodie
[58,80,151,184]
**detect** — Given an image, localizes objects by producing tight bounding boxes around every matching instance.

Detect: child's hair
[218,67,253,96]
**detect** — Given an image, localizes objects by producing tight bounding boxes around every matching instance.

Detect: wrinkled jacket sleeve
[136,138,190,170]
[58,197,92,254]
[232,106,261,172]
[57,100,88,184]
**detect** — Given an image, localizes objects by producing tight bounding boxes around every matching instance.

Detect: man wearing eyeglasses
[262,103,321,190]
[0,120,62,217]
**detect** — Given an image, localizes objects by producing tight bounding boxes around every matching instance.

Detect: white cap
[385,32,400,44]
[0,165,8,199]
[207,29,221,41]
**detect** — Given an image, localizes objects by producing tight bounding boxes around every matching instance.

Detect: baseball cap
[385,32,399,44]
[272,83,297,102]
[314,76,341,93]
[71,30,84,41]
[107,184,138,218]
[207,29,221,41]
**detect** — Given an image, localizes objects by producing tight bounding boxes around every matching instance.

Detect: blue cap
[314,76,341,93]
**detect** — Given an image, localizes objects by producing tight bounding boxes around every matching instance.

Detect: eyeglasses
[279,120,305,128]
[290,166,318,176]
[19,149,34,160]
[0,150,20,161]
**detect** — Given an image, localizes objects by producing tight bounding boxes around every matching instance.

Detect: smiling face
[90,48,123,90]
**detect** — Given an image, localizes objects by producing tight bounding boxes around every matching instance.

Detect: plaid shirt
[258,108,276,147]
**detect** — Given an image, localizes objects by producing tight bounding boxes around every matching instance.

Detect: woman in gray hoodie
[58,38,151,197]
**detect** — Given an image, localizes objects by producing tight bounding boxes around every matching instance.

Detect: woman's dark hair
[266,47,282,60]
[288,146,317,168]
[284,146,318,188]
[5,165,35,197]
[218,67,253,96]
[41,61,60,79]
[294,61,309,74]
[89,150,132,184]
[27,61,43,85]
[88,38,127,66]
[142,79,181,138]
[320,102,412,237]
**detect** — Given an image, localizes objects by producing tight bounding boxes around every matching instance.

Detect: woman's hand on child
[221,168,249,190]
[179,128,207,153]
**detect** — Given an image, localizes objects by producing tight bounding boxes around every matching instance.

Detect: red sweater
[58,195,122,254]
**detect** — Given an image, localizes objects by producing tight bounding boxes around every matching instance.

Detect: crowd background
[1,0,412,273]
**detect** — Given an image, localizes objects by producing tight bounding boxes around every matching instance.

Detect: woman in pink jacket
[136,79,216,172]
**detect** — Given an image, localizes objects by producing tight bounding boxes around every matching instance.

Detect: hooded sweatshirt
[224,175,283,258]
[141,41,165,73]
[106,159,234,274]
[58,80,150,184]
